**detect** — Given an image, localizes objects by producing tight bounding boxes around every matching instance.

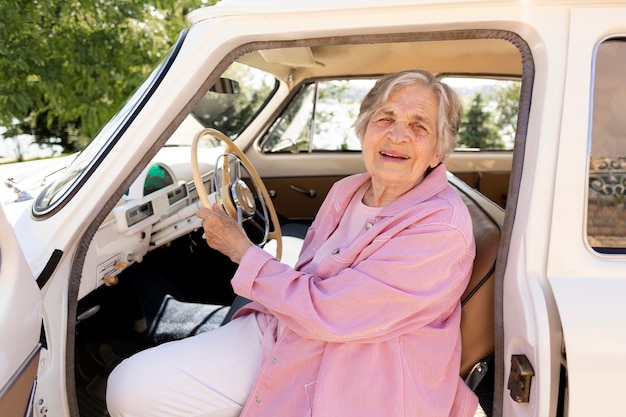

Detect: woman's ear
[429,153,443,169]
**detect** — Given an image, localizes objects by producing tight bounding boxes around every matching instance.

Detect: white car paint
[1,1,625,416]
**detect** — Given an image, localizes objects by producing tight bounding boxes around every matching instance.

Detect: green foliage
[492,81,520,141]
[459,93,502,149]
[458,80,520,151]
[0,0,217,157]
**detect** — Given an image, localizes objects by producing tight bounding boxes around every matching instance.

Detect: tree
[0,0,217,159]
[492,81,520,145]
[458,92,505,150]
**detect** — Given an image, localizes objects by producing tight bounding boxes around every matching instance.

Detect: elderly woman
[106,70,478,417]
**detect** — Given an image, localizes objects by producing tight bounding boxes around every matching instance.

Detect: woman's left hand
[197,205,253,264]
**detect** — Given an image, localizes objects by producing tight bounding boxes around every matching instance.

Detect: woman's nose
[387,122,411,143]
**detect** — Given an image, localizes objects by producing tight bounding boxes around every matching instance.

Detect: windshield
[34,41,278,215]
[33,33,187,216]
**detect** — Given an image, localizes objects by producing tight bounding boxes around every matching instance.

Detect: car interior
[70,28,531,417]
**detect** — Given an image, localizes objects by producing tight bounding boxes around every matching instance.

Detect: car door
[0,206,42,417]
[547,8,626,416]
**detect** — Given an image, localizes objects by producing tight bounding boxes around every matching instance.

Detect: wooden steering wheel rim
[191,128,283,260]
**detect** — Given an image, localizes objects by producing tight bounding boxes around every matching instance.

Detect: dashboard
[79,146,222,300]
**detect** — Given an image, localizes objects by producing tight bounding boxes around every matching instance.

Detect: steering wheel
[191,128,282,260]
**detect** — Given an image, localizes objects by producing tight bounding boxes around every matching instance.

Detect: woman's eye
[375,117,393,125]
[411,123,428,134]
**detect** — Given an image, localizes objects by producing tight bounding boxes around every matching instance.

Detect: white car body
[1,1,626,416]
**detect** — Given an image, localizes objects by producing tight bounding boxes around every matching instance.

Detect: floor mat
[147,295,230,344]
[76,296,229,417]
[77,375,109,417]
[75,342,126,417]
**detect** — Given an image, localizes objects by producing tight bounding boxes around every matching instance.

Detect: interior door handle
[290,185,317,198]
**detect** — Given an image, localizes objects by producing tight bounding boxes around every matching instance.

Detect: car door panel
[248,149,366,221]
[0,206,42,417]
[263,175,345,221]
[0,346,40,417]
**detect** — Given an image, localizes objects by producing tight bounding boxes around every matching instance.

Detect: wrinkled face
[361,83,442,191]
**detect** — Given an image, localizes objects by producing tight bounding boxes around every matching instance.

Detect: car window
[166,62,278,147]
[260,79,376,153]
[33,32,188,216]
[195,63,278,139]
[443,76,520,151]
[587,38,626,254]
[260,76,519,154]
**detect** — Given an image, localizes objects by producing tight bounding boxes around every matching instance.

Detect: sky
[0,127,63,162]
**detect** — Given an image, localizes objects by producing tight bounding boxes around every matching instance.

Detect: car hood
[0,155,76,207]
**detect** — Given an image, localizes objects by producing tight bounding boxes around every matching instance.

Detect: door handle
[289,185,317,198]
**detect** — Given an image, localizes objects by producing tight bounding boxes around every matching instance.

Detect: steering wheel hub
[231,180,256,218]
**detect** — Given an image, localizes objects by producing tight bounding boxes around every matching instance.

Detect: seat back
[458,193,501,377]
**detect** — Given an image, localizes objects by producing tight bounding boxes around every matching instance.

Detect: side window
[261,79,376,153]
[166,62,278,147]
[442,76,520,209]
[261,76,520,154]
[442,77,520,151]
[587,38,626,254]
[193,63,277,140]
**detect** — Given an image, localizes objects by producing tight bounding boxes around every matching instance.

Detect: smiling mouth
[380,151,409,160]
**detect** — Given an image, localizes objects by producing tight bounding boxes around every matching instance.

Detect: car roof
[189,0,626,20]
[187,3,532,87]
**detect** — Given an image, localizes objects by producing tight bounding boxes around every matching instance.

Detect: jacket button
[332,248,340,254]
[255,396,261,403]
[365,222,373,230]
[271,357,277,364]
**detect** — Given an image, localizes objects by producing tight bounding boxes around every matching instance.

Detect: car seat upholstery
[458,193,500,380]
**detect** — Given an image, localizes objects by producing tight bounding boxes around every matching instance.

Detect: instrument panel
[112,164,190,234]
[80,159,210,299]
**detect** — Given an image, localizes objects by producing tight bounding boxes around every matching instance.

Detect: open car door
[0,206,43,417]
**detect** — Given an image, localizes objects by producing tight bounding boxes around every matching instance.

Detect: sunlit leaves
[0,0,217,157]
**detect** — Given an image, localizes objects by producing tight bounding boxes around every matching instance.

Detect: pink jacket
[231,164,478,416]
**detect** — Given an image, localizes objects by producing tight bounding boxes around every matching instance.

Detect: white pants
[106,314,263,417]
[106,313,488,417]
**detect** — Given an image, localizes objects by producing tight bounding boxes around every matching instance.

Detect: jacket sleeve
[231,220,475,343]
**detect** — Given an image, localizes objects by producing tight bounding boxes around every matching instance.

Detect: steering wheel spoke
[191,128,283,260]
[216,152,238,188]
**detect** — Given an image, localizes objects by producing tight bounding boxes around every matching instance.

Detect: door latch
[508,354,535,403]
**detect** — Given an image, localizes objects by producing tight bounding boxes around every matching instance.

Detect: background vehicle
[1,1,626,416]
